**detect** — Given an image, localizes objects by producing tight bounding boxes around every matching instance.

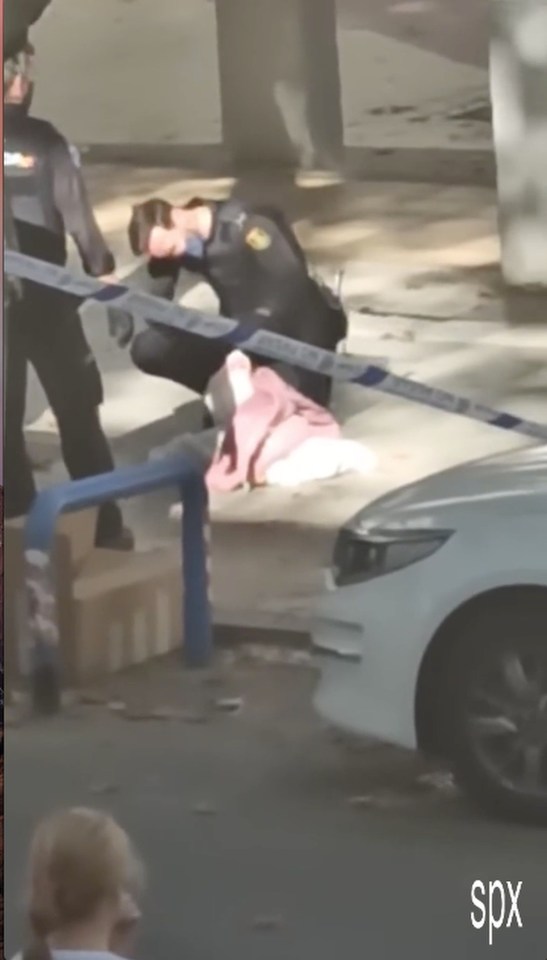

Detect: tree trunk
[215,0,344,169]
[490,0,547,286]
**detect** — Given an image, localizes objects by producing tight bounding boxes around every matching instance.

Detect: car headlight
[332,527,453,587]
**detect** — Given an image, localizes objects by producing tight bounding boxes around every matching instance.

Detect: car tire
[446,601,547,825]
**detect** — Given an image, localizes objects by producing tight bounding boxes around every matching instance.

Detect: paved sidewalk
[5,654,547,960]
[82,165,502,270]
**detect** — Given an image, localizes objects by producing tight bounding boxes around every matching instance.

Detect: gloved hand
[107,306,134,348]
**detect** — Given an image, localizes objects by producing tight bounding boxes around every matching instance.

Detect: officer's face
[5,74,30,106]
[148,225,186,259]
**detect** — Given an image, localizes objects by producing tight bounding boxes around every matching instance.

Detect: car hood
[350,444,547,534]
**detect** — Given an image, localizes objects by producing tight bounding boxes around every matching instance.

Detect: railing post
[22,456,212,715]
[181,476,213,667]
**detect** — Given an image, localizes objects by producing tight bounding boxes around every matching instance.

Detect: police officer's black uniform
[4,103,125,546]
[126,200,347,408]
[4,0,52,60]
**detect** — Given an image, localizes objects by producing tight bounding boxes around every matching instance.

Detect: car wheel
[447,604,547,824]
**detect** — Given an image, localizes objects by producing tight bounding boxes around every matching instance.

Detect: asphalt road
[5,655,546,960]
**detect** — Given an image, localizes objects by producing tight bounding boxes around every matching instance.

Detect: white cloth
[205,354,254,428]
[264,437,378,487]
[205,352,378,488]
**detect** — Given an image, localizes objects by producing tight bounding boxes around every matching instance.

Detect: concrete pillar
[215,0,344,169]
[490,0,547,286]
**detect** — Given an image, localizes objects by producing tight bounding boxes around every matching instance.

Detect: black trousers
[4,284,123,545]
[131,322,333,408]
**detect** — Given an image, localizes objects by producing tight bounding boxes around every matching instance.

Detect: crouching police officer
[4,50,132,549]
[109,195,348,410]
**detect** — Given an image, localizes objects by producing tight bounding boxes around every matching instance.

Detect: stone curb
[79,143,496,187]
[214,621,311,652]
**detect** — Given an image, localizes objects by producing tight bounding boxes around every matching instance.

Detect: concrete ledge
[345,146,495,188]
[214,618,311,650]
[80,143,495,187]
[81,143,230,171]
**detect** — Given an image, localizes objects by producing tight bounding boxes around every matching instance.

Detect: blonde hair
[25,807,143,951]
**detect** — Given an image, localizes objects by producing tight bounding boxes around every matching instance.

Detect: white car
[312,444,547,823]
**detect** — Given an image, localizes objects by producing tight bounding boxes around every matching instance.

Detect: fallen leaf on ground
[416,771,456,793]
[107,700,127,714]
[347,795,373,807]
[214,697,244,713]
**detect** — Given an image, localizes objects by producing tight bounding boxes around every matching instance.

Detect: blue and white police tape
[5,248,547,443]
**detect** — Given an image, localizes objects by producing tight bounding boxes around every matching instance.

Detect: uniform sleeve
[134,256,181,301]
[238,212,311,333]
[49,136,116,277]
[132,248,208,300]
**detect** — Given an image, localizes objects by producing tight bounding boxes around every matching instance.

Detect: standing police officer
[4,0,54,499]
[110,195,347,410]
[4,50,131,548]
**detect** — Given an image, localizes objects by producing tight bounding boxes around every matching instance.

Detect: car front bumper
[311,562,441,750]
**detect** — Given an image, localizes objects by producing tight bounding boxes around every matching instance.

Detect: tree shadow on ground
[229,165,498,265]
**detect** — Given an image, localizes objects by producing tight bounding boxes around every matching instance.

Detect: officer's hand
[107,307,134,348]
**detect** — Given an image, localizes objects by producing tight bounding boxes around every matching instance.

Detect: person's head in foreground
[4,43,34,108]
[128,197,213,260]
[20,807,144,960]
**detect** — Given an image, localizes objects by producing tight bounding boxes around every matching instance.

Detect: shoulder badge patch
[4,151,36,170]
[245,226,271,251]
[68,143,81,168]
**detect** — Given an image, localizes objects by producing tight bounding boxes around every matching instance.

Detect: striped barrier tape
[5,249,547,443]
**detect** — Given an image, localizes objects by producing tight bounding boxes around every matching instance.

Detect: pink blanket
[206,352,340,492]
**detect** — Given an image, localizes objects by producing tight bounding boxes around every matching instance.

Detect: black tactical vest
[4,105,67,265]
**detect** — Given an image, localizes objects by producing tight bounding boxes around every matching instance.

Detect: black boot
[95,502,134,551]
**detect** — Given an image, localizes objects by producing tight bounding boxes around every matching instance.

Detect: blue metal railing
[23,455,212,715]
